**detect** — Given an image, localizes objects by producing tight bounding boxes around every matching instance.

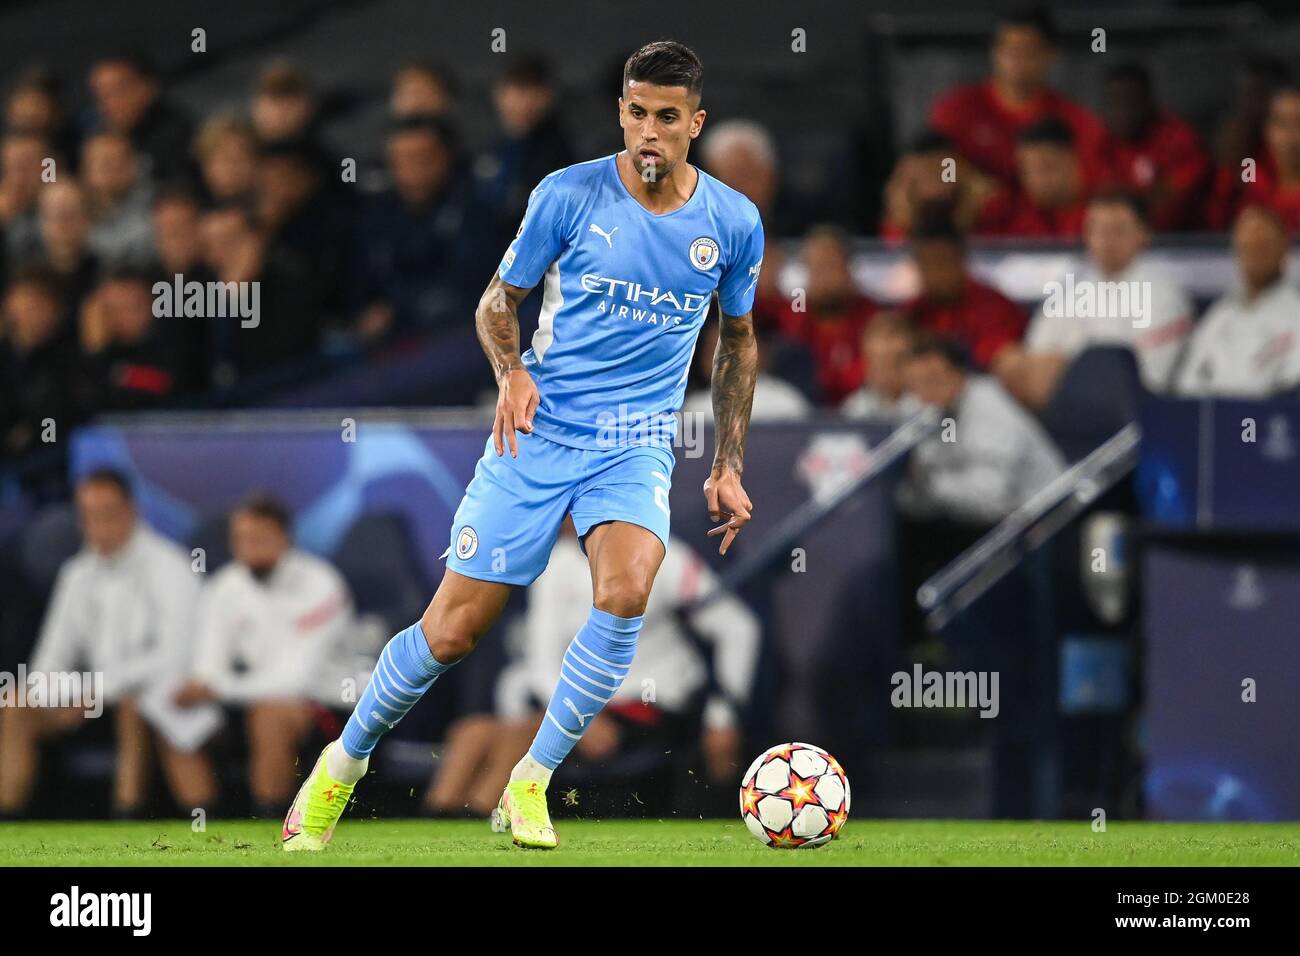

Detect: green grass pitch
[1,819,1296,866]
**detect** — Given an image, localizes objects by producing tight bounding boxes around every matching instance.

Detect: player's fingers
[492,408,506,456]
[719,526,739,555]
[707,520,731,537]
[704,484,721,522]
[504,408,520,458]
[522,390,539,432]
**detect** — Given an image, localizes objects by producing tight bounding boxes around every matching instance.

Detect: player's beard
[633,151,676,185]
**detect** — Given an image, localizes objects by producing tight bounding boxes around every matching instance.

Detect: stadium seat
[331,512,429,632]
[1042,346,1143,461]
[19,504,81,595]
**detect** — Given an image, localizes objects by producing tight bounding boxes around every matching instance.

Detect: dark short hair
[80,467,134,500]
[6,262,64,301]
[908,331,971,370]
[257,62,311,98]
[152,181,203,211]
[1018,117,1075,148]
[909,129,956,155]
[996,7,1055,44]
[910,207,965,246]
[623,40,704,101]
[93,50,157,80]
[388,114,457,153]
[234,492,292,531]
[500,55,554,89]
[396,61,458,98]
[1088,189,1149,225]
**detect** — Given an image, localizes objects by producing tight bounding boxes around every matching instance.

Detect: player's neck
[617,151,698,215]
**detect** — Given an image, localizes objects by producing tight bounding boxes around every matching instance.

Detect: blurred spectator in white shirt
[841,311,924,421]
[1177,205,1300,398]
[998,192,1195,406]
[0,469,217,817]
[901,335,1066,524]
[175,494,358,815]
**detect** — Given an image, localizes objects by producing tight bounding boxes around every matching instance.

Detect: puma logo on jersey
[589,223,619,247]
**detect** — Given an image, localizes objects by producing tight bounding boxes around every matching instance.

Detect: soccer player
[282,40,763,850]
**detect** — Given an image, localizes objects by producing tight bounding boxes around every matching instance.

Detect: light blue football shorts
[444,430,675,586]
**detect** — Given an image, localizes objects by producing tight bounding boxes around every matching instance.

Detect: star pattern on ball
[769,826,806,849]
[740,781,762,817]
[781,771,822,813]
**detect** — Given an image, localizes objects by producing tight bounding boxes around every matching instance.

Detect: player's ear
[690,108,707,140]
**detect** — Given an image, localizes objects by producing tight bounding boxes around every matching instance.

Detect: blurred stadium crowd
[2,6,1299,819]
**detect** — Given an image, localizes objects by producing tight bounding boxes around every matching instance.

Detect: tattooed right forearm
[476,275,528,381]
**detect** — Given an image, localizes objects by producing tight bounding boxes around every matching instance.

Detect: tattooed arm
[704,306,758,555]
[476,273,539,458]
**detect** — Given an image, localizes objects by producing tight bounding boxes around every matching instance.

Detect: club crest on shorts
[455,526,479,559]
[689,236,720,271]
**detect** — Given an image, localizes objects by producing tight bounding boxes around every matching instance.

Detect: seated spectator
[174,494,358,816]
[35,180,101,308]
[776,225,877,404]
[4,68,76,163]
[701,119,806,237]
[350,117,496,343]
[899,334,1065,524]
[250,62,318,148]
[0,127,49,262]
[256,138,350,321]
[975,118,1090,238]
[841,310,921,421]
[997,192,1194,407]
[907,217,1026,369]
[193,113,258,206]
[455,521,758,817]
[881,132,998,242]
[681,318,812,422]
[928,8,1104,186]
[390,63,457,119]
[81,131,154,269]
[475,55,575,248]
[79,268,189,409]
[1176,206,1300,397]
[1212,56,1290,176]
[150,185,214,389]
[1097,63,1209,232]
[88,52,193,185]
[199,202,316,378]
[1207,85,1300,233]
[0,267,91,459]
[0,469,218,817]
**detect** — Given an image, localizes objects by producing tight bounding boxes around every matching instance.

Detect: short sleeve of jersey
[717,217,765,317]
[498,171,570,289]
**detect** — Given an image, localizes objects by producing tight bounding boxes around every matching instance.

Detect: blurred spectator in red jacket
[1208,85,1300,233]
[907,218,1026,370]
[776,225,876,404]
[1213,56,1290,173]
[976,119,1090,239]
[880,131,999,242]
[928,8,1105,186]
[1098,63,1210,232]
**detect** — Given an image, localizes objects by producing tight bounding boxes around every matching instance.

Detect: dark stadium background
[0,0,1297,825]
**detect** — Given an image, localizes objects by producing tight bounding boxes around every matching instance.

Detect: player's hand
[704,466,753,556]
[493,367,540,459]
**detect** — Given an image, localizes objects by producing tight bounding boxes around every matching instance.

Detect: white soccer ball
[739,742,850,848]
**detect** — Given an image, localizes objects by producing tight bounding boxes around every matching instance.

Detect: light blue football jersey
[497,153,764,450]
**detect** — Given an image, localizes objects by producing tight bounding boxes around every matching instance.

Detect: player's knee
[592,571,653,619]
[420,604,482,664]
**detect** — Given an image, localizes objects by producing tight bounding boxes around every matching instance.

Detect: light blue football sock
[527,606,643,771]
[341,621,452,758]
